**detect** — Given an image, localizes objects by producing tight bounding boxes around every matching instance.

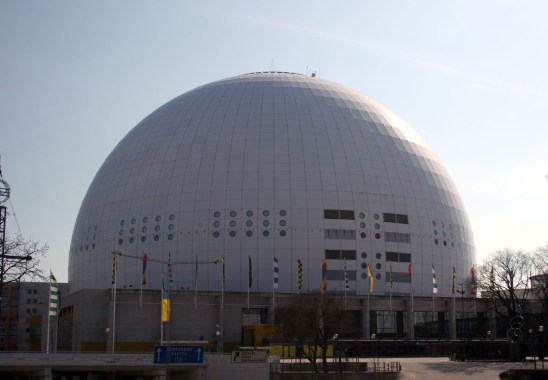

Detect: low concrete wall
[206,354,270,380]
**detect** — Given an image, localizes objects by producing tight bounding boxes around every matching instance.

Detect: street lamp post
[539,325,545,370]
[456,283,466,361]
[371,333,378,371]
[215,324,221,353]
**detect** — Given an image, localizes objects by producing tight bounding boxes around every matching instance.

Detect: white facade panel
[69,72,475,297]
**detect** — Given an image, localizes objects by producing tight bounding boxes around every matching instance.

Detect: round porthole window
[213,231,220,238]
[246,210,253,217]
[359,212,365,219]
[229,231,236,237]
[360,232,366,239]
[280,230,287,237]
[361,252,367,259]
[263,230,270,237]
[279,210,286,217]
[263,210,270,217]
[246,230,253,237]
[214,211,220,218]
[230,211,237,217]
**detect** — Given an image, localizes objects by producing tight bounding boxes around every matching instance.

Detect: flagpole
[247,256,251,310]
[46,272,52,354]
[160,273,164,345]
[273,257,278,321]
[389,263,393,313]
[344,259,347,310]
[111,251,119,355]
[194,255,198,309]
[140,251,147,309]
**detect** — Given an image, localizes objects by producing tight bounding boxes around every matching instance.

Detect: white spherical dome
[69,72,475,296]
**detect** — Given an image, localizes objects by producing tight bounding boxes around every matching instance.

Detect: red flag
[141,253,148,285]
[408,263,412,280]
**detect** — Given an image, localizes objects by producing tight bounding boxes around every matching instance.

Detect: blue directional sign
[154,345,205,364]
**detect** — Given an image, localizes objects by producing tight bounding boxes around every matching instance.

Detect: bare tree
[1,234,48,285]
[529,245,548,358]
[277,292,350,373]
[478,248,530,319]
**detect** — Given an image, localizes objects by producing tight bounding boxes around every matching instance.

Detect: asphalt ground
[396,357,540,380]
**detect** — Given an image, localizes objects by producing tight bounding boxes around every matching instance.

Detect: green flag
[49,272,59,319]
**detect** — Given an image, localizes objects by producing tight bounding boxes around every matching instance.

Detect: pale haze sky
[1,1,547,282]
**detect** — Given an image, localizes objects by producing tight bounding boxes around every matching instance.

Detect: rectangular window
[339,210,355,220]
[323,209,355,220]
[383,212,409,225]
[385,232,411,244]
[386,252,399,262]
[324,229,356,240]
[324,209,340,219]
[399,253,411,263]
[325,250,341,260]
[396,214,409,224]
[341,250,356,260]
[383,213,397,223]
[324,250,356,260]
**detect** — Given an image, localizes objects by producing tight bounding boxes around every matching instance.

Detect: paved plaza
[397,357,539,380]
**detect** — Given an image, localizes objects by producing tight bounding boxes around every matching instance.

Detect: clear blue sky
[1,1,547,282]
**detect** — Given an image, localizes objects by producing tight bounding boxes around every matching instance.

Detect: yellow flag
[161,276,170,323]
[367,264,374,293]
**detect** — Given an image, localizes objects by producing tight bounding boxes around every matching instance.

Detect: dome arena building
[64,72,480,351]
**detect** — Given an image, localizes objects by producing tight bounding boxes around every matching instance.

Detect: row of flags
[128,255,477,323]
[134,254,477,294]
